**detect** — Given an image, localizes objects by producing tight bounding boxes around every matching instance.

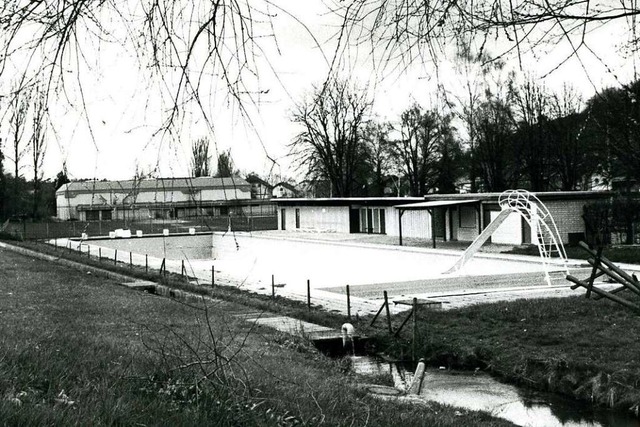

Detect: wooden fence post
[384,291,392,333]
[98,247,101,261]
[307,279,311,310]
[211,265,215,287]
[271,274,275,298]
[412,297,418,362]
[114,249,118,265]
[145,254,148,273]
[346,284,351,320]
[129,252,133,268]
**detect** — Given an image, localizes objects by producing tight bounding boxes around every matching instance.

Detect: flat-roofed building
[273,191,612,246]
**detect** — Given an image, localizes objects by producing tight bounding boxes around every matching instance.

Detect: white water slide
[446,190,569,285]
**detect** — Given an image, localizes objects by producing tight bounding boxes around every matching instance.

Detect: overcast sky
[9,0,637,183]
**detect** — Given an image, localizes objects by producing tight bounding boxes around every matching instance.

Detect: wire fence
[2,215,278,241]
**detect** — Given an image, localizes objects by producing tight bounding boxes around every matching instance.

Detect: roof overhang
[273,197,424,207]
[395,199,480,210]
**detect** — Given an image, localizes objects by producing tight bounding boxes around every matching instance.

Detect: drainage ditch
[312,339,639,427]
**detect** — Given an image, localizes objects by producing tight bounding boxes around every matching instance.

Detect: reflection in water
[349,357,639,427]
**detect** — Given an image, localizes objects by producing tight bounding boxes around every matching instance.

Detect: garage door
[490,210,522,245]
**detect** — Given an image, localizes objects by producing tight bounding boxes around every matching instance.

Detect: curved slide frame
[446,189,569,285]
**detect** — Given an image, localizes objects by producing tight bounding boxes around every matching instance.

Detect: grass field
[506,243,640,265]
[383,294,640,415]
[6,238,640,421]
[0,245,512,426]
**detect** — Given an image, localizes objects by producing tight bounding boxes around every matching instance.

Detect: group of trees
[290,74,640,197]
[0,86,57,220]
[190,137,237,178]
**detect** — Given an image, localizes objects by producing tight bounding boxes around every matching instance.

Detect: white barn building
[56,177,252,221]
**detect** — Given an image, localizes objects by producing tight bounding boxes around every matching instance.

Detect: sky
[4,0,638,183]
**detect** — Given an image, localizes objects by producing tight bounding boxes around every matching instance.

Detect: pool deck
[50,231,638,315]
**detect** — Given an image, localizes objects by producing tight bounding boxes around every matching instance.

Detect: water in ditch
[347,355,639,427]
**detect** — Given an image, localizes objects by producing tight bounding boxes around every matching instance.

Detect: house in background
[272,182,300,198]
[56,177,253,221]
[246,175,273,199]
[299,179,332,198]
[273,191,612,246]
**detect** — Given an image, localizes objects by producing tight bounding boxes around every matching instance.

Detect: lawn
[505,242,640,264]
[379,292,640,415]
[0,245,511,426]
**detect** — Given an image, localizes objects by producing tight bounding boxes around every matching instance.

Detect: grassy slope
[506,243,640,265]
[376,295,640,414]
[0,246,511,426]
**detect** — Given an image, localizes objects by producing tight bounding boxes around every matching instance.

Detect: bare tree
[31,87,47,218]
[191,137,211,177]
[290,79,372,197]
[548,84,594,190]
[215,150,236,178]
[362,121,392,196]
[0,138,5,218]
[511,77,554,191]
[8,87,29,183]
[389,104,443,196]
[472,95,517,191]
[336,0,640,75]
[586,80,640,186]
[0,1,309,153]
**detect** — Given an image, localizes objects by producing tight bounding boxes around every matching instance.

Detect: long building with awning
[272,191,611,246]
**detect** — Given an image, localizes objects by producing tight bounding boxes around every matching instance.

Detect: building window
[295,208,300,229]
[101,210,112,221]
[459,206,476,228]
[359,208,386,234]
[86,210,99,221]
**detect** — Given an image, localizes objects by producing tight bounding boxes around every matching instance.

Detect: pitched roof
[245,175,273,188]
[273,182,299,192]
[57,177,250,194]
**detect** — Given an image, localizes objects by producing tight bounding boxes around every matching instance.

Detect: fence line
[2,215,278,240]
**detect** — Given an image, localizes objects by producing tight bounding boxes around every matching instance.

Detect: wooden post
[145,254,148,273]
[567,275,640,312]
[398,210,404,246]
[98,247,101,261]
[114,249,118,265]
[211,265,215,287]
[384,291,392,333]
[370,294,387,327]
[162,258,166,277]
[54,238,57,250]
[181,260,185,277]
[307,279,311,310]
[412,297,418,362]
[394,307,414,337]
[129,252,133,268]
[346,284,351,320]
[430,208,436,249]
[271,274,275,298]
[88,246,90,258]
[586,246,603,298]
